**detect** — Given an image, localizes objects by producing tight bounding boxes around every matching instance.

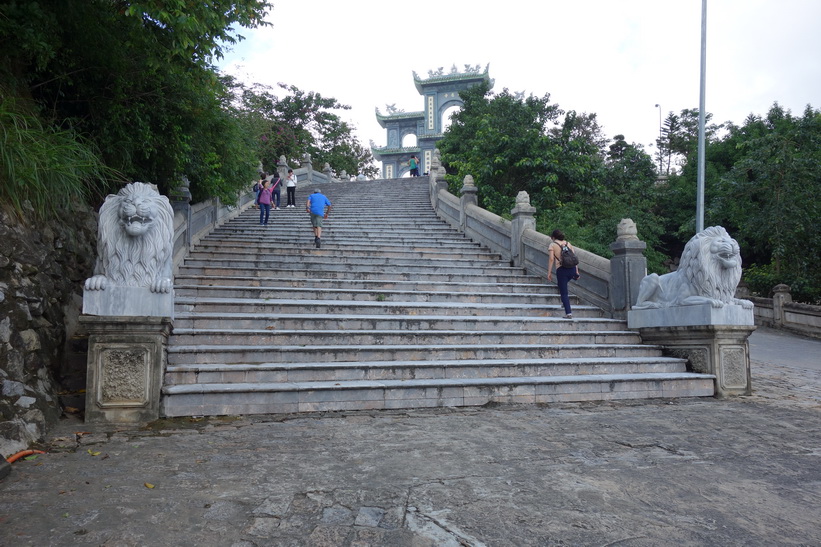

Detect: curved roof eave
[412,64,493,94]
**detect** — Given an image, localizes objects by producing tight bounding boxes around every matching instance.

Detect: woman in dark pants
[547,229,580,319]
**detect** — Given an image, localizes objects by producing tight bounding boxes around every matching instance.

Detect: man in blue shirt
[306,189,332,248]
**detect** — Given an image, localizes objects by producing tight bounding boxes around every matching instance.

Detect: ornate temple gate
[371,65,493,178]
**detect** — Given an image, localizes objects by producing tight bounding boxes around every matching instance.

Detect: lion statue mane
[634,226,753,309]
[84,182,174,293]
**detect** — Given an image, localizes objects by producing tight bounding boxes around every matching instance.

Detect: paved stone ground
[1,327,819,546]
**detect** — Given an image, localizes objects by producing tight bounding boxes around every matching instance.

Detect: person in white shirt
[285,168,297,207]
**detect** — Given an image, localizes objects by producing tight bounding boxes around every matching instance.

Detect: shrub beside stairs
[162,179,714,416]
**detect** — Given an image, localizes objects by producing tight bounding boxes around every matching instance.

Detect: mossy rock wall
[0,204,97,457]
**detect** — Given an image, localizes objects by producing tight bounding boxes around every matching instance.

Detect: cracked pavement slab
[1,328,819,546]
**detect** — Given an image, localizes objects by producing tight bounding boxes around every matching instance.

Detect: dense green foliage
[231,81,378,179]
[0,95,114,216]
[438,85,821,303]
[0,0,375,214]
[438,83,667,272]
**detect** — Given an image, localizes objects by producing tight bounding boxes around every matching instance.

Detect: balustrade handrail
[425,149,644,319]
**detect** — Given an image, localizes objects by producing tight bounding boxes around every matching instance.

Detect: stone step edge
[173,297,589,311]
[165,355,688,373]
[174,284,559,303]
[162,372,716,395]
[170,328,637,336]
[167,342,661,354]
[173,285,556,298]
[170,312,616,323]
[173,282,550,293]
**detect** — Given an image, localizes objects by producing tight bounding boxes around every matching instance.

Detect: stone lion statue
[84,182,174,293]
[634,226,753,309]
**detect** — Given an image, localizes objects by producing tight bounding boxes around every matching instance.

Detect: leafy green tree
[121,0,271,64]
[438,82,665,270]
[715,104,821,302]
[438,82,562,215]
[231,82,377,178]
[0,0,273,204]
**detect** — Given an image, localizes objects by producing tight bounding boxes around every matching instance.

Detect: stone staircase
[162,178,714,416]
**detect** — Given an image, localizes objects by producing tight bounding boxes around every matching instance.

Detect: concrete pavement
[1,326,819,546]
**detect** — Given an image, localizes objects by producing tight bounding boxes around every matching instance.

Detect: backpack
[559,243,579,269]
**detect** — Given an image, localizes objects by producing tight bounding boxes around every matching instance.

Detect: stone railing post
[434,165,448,209]
[276,155,289,180]
[301,153,313,182]
[429,150,441,206]
[772,284,792,327]
[459,175,478,232]
[323,162,333,182]
[609,218,647,320]
[510,191,536,267]
[170,176,192,251]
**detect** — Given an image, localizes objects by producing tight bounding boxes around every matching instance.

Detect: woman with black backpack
[547,229,581,319]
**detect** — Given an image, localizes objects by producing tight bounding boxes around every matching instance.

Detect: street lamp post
[654,103,663,174]
[696,0,707,233]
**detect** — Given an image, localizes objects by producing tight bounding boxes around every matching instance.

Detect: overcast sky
[219,0,820,162]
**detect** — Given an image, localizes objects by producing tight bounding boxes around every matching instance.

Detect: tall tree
[715,104,821,302]
[231,82,377,178]
[0,0,273,204]
[438,82,562,214]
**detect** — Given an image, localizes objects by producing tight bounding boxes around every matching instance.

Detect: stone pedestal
[83,286,174,318]
[635,322,755,398]
[81,316,172,423]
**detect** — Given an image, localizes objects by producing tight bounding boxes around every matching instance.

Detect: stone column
[429,150,441,206]
[81,316,172,423]
[510,191,536,267]
[301,153,313,182]
[609,218,647,320]
[638,325,755,397]
[170,177,192,252]
[772,284,792,327]
[459,175,478,233]
[276,155,289,181]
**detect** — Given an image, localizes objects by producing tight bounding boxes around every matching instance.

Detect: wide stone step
[217,216,453,228]
[173,285,559,304]
[199,236,484,251]
[160,372,716,416]
[181,258,521,277]
[165,356,688,385]
[171,312,615,332]
[174,275,548,294]
[173,297,589,317]
[169,328,642,346]
[166,342,665,365]
[183,254,510,270]
[188,245,502,261]
[175,266,541,284]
